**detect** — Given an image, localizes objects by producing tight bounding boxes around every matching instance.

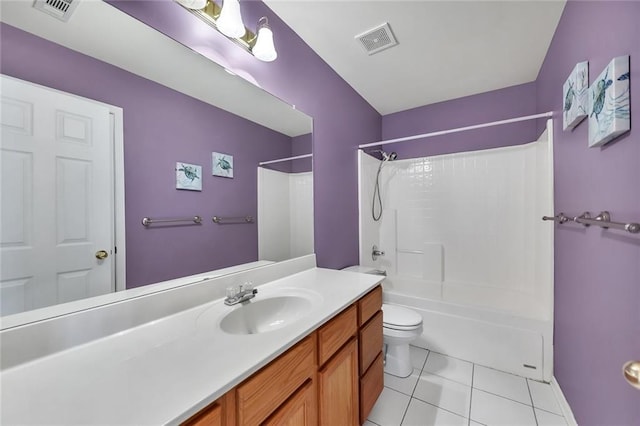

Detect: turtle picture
[562,61,588,130]
[217,156,232,172]
[178,163,200,182]
[588,55,630,148]
[176,162,203,191]
[212,152,234,178]
[563,81,574,115]
[590,67,613,122]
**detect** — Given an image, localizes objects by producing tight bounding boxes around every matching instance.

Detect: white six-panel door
[1,75,115,315]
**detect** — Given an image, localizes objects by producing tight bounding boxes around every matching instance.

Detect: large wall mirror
[0,0,313,323]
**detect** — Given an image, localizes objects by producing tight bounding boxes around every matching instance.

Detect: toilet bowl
[340,266,424,378]
[382,303,423,378]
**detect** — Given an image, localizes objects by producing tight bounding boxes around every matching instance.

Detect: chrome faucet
[372,245,385,261]
[224,282,258,306]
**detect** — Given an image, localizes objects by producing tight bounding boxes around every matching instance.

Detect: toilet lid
[382,304,422,328]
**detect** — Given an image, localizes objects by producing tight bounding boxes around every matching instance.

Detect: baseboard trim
[551,377,578,425]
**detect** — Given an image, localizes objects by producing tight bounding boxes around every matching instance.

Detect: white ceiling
[265,0,566,115]
[0,0,312,137]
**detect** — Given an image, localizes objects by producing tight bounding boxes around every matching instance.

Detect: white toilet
[382,303,423,377]
[341,265,424,378]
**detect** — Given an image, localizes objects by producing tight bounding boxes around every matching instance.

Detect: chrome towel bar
[542,211,640,234]
[212,216,254,224]
[142,216,202,226]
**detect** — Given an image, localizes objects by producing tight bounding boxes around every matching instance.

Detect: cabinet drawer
[360,351,384,424]
[237,335,315,425]
[359,310,383,375]
[317,305,357,366]
[358,286,382,326]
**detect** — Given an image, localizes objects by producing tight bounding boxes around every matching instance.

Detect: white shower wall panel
[258,169,313,262]
[289,172,314,258]
[386,145,537,294]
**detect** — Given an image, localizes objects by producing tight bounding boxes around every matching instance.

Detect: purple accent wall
[291,133,312,173]
[536,1,640,424]
[381,82,538,159]
[0,23,293,288]
[107,0,381,269]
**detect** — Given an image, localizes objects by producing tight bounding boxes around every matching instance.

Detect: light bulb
[252,17,277,62]
[176,0,207,10]
[216,0,245,38]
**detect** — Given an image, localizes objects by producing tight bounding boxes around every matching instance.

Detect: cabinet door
[263,380,317,426]
[318,338,359,426]
[182,401,222,426]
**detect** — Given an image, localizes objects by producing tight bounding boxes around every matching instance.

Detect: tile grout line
[407,397,469,422]
[399,349,431,426]
[468,363,475,426]
[526,378,539,426]
[472,387,535,407]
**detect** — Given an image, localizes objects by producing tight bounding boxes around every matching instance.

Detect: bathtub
[382,275,553,382]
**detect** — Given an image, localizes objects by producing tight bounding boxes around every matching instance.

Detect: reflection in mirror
[0,0,313,321]
[258,147,314,262]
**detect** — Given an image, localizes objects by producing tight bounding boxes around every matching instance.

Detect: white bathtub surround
[258,168,314,261]
[367,346,575,426]
[0,256,383,425]
[358,121,554,381]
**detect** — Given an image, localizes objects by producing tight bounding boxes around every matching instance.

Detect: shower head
[381,151,398,162]
[369,149,398,162]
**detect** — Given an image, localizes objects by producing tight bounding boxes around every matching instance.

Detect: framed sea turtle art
[212,152,234,178]
[562,61,589,130]
[176,162,202,191]
[588,55,630,147]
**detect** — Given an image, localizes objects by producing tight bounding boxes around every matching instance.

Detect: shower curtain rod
[358,111,554,149]
[259,153,312,166]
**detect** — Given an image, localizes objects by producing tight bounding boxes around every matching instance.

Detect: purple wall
[536,1,640,424]
[0,23,294,288]
[381,82,539,159]
[291,133,312,173]
[108,0,381,269]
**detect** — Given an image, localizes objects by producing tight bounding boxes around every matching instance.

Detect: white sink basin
[219,295,313,335]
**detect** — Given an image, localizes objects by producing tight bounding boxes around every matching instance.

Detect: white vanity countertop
[0,267,382,425]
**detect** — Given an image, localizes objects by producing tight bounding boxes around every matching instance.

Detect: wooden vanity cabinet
[263,380,316,426]
[317,305,359,426]
[183,392,236,426]
[236,335,315,426]
[183,285,383,426]
[357,286,384,423]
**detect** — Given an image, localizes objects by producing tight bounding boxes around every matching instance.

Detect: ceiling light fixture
[177,0,207,10]
[252,17,277,62]
[176,0,277,62]
[215,0,245,38]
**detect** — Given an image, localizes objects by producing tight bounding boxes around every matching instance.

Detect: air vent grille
[355,22,398,55]
[33,0,79,22]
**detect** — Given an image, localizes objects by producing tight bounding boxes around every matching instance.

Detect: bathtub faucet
[372,245,385,261]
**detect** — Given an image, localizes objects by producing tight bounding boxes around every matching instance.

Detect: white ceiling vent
[33,0,79,22]
[355,22,398,56]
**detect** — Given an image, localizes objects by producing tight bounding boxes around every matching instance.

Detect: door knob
[623,360,640,389]
[95,250,109,260]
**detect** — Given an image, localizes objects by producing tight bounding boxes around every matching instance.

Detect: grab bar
[142,216,202,226]
[212,216,254,224]
[542,211,640,234]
